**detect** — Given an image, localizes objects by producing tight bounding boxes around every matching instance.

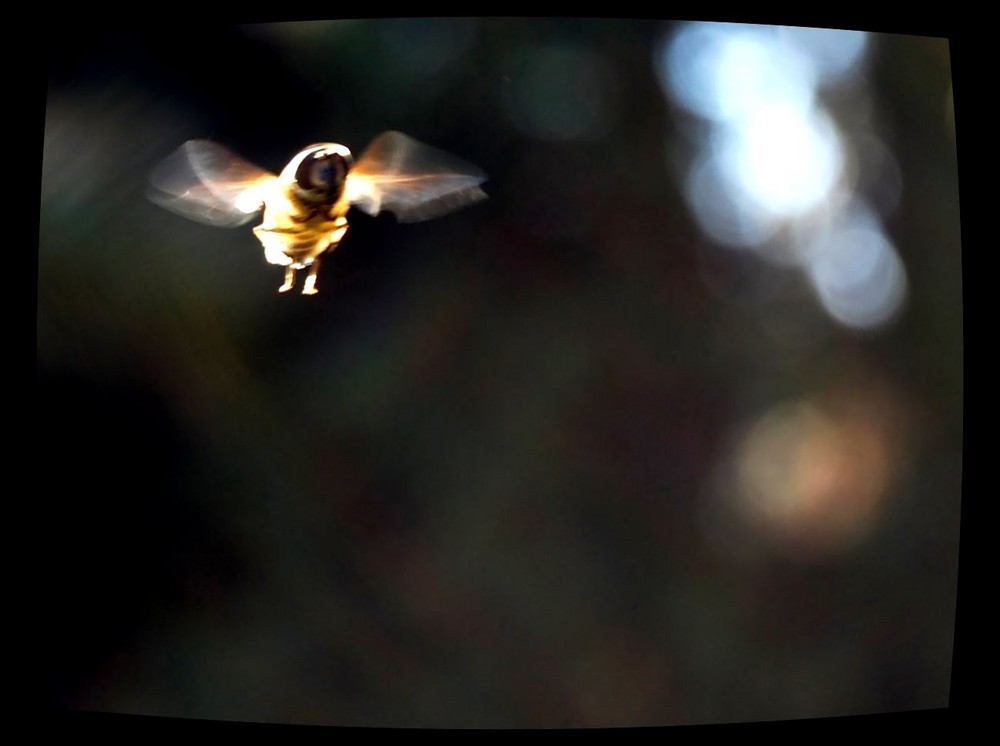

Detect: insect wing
[148,140,277,227]
[345,131,487,223]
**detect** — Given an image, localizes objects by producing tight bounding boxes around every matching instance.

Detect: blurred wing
[345,131,487,223]
[148,140,277,227]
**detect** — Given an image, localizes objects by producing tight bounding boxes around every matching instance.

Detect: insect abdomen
[254,189,349,267]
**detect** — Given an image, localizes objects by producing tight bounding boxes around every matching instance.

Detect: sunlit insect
[149,131,488,295]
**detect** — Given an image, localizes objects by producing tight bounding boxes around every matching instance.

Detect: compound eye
[297,152,345,192]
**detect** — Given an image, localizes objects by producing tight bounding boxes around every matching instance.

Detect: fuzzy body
[253,143,352,270]
[253,187,350,269]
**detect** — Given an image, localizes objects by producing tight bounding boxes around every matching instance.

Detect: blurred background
[40,19,961,727]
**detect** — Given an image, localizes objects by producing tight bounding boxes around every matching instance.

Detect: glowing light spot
[664,23,844,245]
[503,46,616,142]
[725,103,843,218]
[657,21,901,331]
[807,224,907,329]
[730,395,898,558]
[657,23,816,123]
[683,149,778,248]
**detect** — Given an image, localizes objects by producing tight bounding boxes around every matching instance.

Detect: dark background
[40,19,961,727]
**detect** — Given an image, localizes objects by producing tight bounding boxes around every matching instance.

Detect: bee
[148,131,487,295]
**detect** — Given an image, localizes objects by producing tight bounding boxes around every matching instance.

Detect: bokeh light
[658,23,817,124]
[725,103,843,219]
[807,219,908,329]
[683,147,780,248]
[655,21,907,332]
[735,398,892,555]
[705,386,905,561]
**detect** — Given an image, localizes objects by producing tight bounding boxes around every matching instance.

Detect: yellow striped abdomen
[253,187,350,269]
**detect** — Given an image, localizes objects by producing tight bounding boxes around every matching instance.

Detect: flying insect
[149,131,487,295]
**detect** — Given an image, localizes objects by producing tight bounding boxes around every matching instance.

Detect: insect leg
[279,265,296,293]
[302,258,321,295]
